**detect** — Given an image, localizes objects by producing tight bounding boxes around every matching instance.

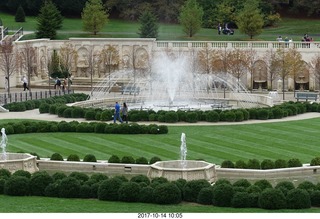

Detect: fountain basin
[0,153,39,173]
[148,160,216,183]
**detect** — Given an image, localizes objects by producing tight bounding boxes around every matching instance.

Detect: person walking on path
[22,75,29,91]
[121,102,128,123]
[114,101,123,123]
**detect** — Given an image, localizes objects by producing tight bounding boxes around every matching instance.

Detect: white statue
[1,128,8,160]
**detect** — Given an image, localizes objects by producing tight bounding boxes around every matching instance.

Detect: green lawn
[1,11,319,41]
[2,117,320,164]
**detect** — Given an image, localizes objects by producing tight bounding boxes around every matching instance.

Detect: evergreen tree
[236,0,264,39]
[15,5,26,22]
[138,10,158,38]
[81,0,109,35]
[179,0,204,37]
[36,0,63,39]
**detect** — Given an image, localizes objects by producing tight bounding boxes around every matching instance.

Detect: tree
[310,53,320,91]
[275,46,292,100]
[264,49,279,91]
[138,10,158,38]
[81,0,109,35]
[236,0,264,39]
[0,42,17,96]
[36,0,63,39]
[19,42,37,91]
[179,0,204,37]
[15,5,26,22]
[286,48,305,94]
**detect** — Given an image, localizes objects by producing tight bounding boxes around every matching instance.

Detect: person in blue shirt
[114,102,123,123]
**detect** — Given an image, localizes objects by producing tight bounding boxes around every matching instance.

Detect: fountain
[0,127,39,173]
[83,52,270,111]
[148,132,216,182]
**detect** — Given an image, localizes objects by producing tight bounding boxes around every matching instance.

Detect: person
[217,23,222,35]
[113,101,123,123]
[63,78,67,91]
[54,77,61,90]
[121,102,128,123]
[21,75,29,91]
[276,36,283,42]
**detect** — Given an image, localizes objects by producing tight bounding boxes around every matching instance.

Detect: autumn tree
[0,42,17,96]
[81,0,109,35]
[227,49,249,91]
[310,53,320,91]
[101,45,120,88]
[15,5,26,22]
[236,0,264,39]
[286,48,305,94]
[179,0,204,37]
[19,42,36,91]
[264,49,279,91]
[275,47,292,100]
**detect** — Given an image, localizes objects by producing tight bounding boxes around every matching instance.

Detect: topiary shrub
[57,106,68,117]
[0,169,11,178]
[287,158,302,167]
[261,159,275,170]
[286,188,311,209]
[258,188,286,210]
[12,170,31,179]
[118,182,141,202]
[79,184,92,199]
[214,178,231,186]
[164,111,178,123]
[0,178,7,194]
[310,190,320,207]
[150,177,169,188]
[212,183,234,207]
[52,172,67,181]
[297,181,316,193]
[254,179,273,191]
[310,157,320,166]
[71,107,85,118]
[183,179,211,202]
[206,111,220,122]
[149,156,161,164]
[83,154,97,162]
[247,159,260,169]
[197,187,214,205]
[272,107,284,119]
[84,110,96,120]
[235,160,247,169]
[4,176,30,196]
[98,178,123,201]
[139,186,154,203]
[275,181,295,196]
[256,108,269,120]
[274,159,287,168]
[39,103,50,113]
[231,192,250,208]
[108,155,120,163]
[135,157,148,164]
[185,111,198,123]
[58,177,81,198]
[69,172,89,183]
[100,110,112,121]
[234,110,244,122]
[67,154,80,162]
[29,171,53,196]
[153,182,182,204]
[63,108,73,118]
[90,173,108,182]
[130,175,150,185]
[246,185,262,194]
[121,156,135,164]
[233,179,251,188]
[221,160,234,168]
[224,111,236,122]
[50,153,64,161]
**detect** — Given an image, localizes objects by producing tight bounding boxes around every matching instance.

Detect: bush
[108,155,120,163]
[247,159,260,169]
[121,156,135,164]
[261,159,275,170]
[214,179,231,186]
[257,108,269,120]
[130,175,150,185]
[44,181,60,197]
[71,107,85,118]
[197,187,213,205]
[275,181,295,196]
[0,178,7,194]
[254,179,273,191]
[90,173,108,182]
[224,111,236,122]
[79,184,92,198]
[58,177,81,198]
[185,112,198,123]
[212,183,234,207]
[258,188,286,209]
[29,171,53,196]
[297,181,316,193]
[150,156,161,164]
[84,110,96,120]
[4,176,30,196]
[231,192,250,208]
[50,153,64,161]
[310,157,320,166]
[206,111,220,122]
[0,169,11,178]
[63,108,73,118]
[183,179,211,202]
[69,172,89,183]
[246,185,262,194]
[153,182,182,204]
[286,188,311,209]
[139,186,154,203]
[118,182,141,202]
[221,160,234,168]
[235,160,247,169]
[98,178,124,201]
[234,110,244,122]
[67,154,80,161]
[287,158,302,167]
[12,170,31,179]
[52,172,67,181]
[233,179,251,188]
[165,111,178,123]
[39,103,50,113]
[274,159,287,168]
[310,190,320,207]
[83,154,97,162]
[135,157,148,164]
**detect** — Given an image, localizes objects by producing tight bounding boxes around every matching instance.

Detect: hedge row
[221,157,320,169]
[1,120,168,135]
[3,93,89,112]
[49,153,161,164]
[1,169,320,209]
[40,101,320,123]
